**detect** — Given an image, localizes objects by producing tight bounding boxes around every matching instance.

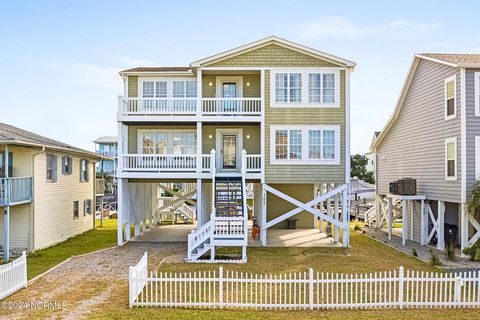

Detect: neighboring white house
[0,123,102,261]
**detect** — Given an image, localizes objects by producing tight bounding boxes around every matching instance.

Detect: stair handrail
[210,149,216,215]
[187,216,214,260]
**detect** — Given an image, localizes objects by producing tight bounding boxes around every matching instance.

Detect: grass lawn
[26,219,117,279]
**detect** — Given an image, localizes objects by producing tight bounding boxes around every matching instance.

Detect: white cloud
[46,62,121,89]
[292,16,440,39]
[107,55,152,66]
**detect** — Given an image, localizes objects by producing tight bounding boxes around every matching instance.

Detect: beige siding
[128,76,138,97]
[265,70,346,184]
[33,152,95,250]
[0,204,31,249]
[0,146,33,177]
[376,59,461,202]
[208,44,340,68]
[266,184,315,229]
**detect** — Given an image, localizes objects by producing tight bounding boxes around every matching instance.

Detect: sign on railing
[129,259,480,310]
[0,251,27,300]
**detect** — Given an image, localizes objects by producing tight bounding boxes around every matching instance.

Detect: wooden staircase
[215,177,243,217]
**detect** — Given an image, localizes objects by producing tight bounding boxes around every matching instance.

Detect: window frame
[270,125,341,165]
[80,159,89,182]
[444,75,457,120]
[46,154,57,182]
[140,78,197,99]
[270,68,341,108]
[73,201,79,219]
[62,156,72,176]
[445,137,457,180]
[137,129,197,155]
[84,199,92,216]
[475,72,480,117]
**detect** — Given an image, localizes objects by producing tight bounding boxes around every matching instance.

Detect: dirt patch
[0,242,186,320]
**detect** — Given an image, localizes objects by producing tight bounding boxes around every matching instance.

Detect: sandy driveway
[0,242,186,320]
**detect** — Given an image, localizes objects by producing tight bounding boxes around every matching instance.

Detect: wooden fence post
[398,266,404,309]
[219,266,224,309]
[309,268,314,310]
[22,251,27,288]
[454,276,461,304]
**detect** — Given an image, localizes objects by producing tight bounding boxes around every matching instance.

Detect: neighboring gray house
[370,54,480,253]
[365,131,380,175]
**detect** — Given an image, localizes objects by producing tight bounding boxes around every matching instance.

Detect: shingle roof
[120,67,191,73]
[419,53,480,65]
[0,123,100,158]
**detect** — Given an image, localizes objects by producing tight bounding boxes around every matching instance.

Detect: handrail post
[309,268,314,310]
[219,266,224,308]
[398,266,404,309]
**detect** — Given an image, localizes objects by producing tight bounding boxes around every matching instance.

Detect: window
[445,138,457,180]
[73,201,79,219]
[139,131,196,155]
[308,73,335,103]
[84,199,92,216]
[80,159,89,182]
[445,76,456,119]
[0,152,13,177]
[275,73,301,103]
[272,69,340,107]
[173,80,197,97]
[62,156,72,175]
[475,72,480,116]
[142,81,167,98]
[46,155,57,182]
[271,126,340,164]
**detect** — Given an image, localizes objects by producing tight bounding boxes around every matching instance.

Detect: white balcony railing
[124,98,197,115]
[121,152,262,175]
[246,154,262,173]
[201,98,262,115]
[120,97,261,116]
[0,177,33,205]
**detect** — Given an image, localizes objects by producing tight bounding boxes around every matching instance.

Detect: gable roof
[190,36,356,69]
[0,123,102,159]
[120,67,192,74]
[93,136,117,144]
[371,53,464,151]
[417,53,480,68]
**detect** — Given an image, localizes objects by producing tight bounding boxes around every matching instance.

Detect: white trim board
[444,75,457,120]
[445,137,458,181]
[215,76,243,98]
[269,125,341,165]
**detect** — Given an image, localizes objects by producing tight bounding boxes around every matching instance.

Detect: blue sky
[1,0,479,154]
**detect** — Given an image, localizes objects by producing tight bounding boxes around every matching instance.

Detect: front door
[222,134,237,170]
[222,82,237,112]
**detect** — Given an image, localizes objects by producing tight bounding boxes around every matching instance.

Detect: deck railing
[120,97,262,116]
[0,177,33,205]
[245,154,262,173]
[95,179,106,195]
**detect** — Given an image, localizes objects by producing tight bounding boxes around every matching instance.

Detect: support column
[387,197,392,240]
[402,199,407,246]
[420,200,426,245]
[460,203,469,253]
[260,184,267,246]
[410,201,414,241]
[437,201,445,251]
[318,183,324,233]
[196,121,202,173]
[125,181,131,241]
[341,188,349,247]
[3,206,9,261]
[117,177,123,246]
[375,194,382,229]
[197,178,203,226]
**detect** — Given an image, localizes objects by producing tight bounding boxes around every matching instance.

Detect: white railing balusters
[201,98,261,115]
[0,177,32,205]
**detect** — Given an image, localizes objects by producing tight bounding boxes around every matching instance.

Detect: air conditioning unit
[398,178,416,196]
[389,181,398,194]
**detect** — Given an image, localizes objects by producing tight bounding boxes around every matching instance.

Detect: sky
[1,0,479,154]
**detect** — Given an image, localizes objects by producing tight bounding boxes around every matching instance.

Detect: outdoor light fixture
[246,82,251,87]
[246,134,251,139]
[208,134,213,139]
[208,82,213,87]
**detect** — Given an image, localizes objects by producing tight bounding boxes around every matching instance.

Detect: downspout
[30,146,45,251]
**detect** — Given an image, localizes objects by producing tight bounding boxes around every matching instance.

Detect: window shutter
[62,156,66,175]
[85,160,90,182]
[80,160,83,182]
[52,155,58,182]
[68,157,72,175]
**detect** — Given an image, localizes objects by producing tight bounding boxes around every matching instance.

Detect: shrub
[445,242,456,261]
[412,248,418,257]
[353,223,362,231]
[429,249,441,266]
[462,239,480,261]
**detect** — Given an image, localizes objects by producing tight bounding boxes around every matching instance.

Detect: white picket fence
[0,251,27,300]
[129,252,480,309]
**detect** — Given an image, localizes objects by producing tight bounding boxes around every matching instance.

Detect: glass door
[222,82,237,112]
[222,134,237,169]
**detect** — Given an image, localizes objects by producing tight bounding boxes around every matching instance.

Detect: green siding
[202,124,260,154]
[201,73,260,97]
[128,76,138,98]
[264,70,346,184]
[208,44,339,68]
[267,184,315,229]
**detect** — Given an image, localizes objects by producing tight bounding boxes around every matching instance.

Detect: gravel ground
[0,242,187,320]
[363,227,480,273]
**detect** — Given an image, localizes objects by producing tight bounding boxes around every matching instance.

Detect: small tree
[350,154,375,184]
